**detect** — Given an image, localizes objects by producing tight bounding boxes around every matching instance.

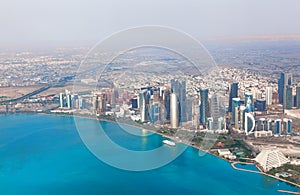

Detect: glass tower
[228,82,238,112]
[245,92,254,112]
[200,89,209,125]
[285,86,293,110]
[296,87,300,108]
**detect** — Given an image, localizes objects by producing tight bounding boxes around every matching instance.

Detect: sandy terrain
[0,85,93,100]
[0,86,43,99]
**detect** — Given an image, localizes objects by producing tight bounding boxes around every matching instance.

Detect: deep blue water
[0,114,299,194]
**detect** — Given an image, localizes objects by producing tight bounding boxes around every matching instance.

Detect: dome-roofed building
[254,147,290,172]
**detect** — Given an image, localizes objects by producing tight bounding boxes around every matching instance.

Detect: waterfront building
[231,98,240,124]
[200,89,209,125]
[131,97,138,109]
[171,79,187,122]
[96,94,106,114]
[66,94,72,109]
[139,90,147,122]
[78,97,83,109]
[245,92,254,112]
[234,106,239,129]
[283,118,292,134]
[72,94,78,109]
[245,112,255,135]
[274,119,281,134]
[170,93,179,128]
[239,106,246,130]
[265,87,273,106]
[207,117,213,130]
[210,95,221,124]
[150,102,160,123]
[164,89,171,121]
[59,93,65,108]
[192,98,200,129]
[255,148,290,171]
[218,117,226,130]
[228,82,238,112]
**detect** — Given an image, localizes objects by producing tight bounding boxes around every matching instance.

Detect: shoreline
[4,112,300,190]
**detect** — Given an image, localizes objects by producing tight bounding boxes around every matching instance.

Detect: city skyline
[1,1,300,192]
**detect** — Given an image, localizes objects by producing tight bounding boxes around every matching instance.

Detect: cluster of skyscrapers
[59,90,81,109]
[227,72,299,135]
[136,79,188,128]
[278,73,300,110]
[132,79,226,131]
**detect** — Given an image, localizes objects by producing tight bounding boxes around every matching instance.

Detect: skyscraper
[59,93,64,108]
[228,83,238,112]
[285,86,293,110]
[231,98,240,124]
[171,79,187,123]
[96,94,106,114]
[170,93,179,128]
[275,119,281,134]
[207,117,213,130]
[296,87,300,108]
[192,98,200,129]
[139,90,147,122]
[245,92,254,112]
[283,118,292,134]
[265,87,273,106]
[131,97,138,109]
[163,89,171,121]
[278,73,292,107]
[239,105,246,130]
[66,94,72,109]
[218,117,226,130]
[200,89,209,125]
[278,73,284,104]
[150,102,160,123]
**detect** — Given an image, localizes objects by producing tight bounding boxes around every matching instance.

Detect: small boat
[163,139,176,146]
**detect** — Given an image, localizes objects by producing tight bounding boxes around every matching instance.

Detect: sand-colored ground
[39,86,73,96]
[0,85,92,100]
[39,85,92,96]
[0,86,42,99]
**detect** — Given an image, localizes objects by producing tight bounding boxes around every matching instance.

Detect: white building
[254,148,290,171]
[266,87,273,105]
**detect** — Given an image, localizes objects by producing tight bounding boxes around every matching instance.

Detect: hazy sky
[1,0,300,46]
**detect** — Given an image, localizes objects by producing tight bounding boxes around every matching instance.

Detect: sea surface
[0,114,299,194]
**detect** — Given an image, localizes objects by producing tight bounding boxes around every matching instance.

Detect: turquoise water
[234,163,259,172]
[0,114,299,194]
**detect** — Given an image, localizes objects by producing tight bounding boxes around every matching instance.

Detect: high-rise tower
[171,79,187,123]
[265,87,273,106]
[231,98,240,124]
[170,93,179,128]
[278,73,292,108]
[296,86,300,108]
[200,89,209,125]
[285,86,293,110]
[228,83,238,112]
[245,92,254,112]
